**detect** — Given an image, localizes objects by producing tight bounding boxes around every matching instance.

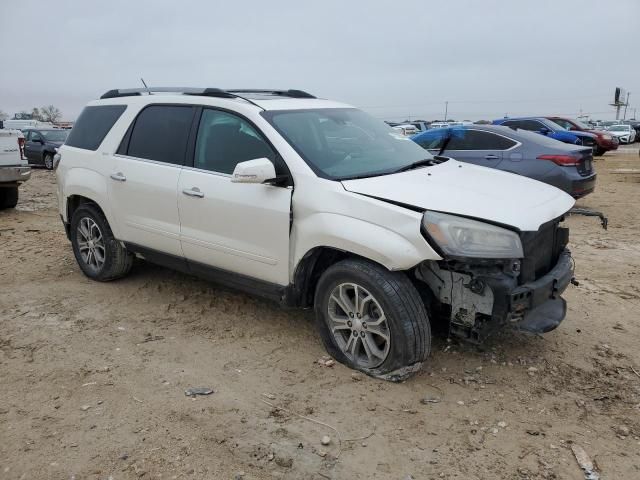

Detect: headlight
[603,134,612,140]
[423,211,523,258]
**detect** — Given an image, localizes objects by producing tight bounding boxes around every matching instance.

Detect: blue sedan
[492,117,597,151]
[411,125,596,198]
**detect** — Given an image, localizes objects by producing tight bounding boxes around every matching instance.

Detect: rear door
[24,130,43,163]
[109,104,195,257]
[177,107,292,285]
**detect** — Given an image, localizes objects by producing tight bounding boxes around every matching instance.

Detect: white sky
[1,0,638,122]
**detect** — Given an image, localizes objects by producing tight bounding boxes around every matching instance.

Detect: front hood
[342,160,575,232]
[608,131,629,137]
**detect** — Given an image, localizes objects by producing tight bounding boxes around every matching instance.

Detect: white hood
[342,160,575,232]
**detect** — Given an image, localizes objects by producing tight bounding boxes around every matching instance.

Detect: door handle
[182,187,204,198]
[484,154,500,160]
[110,172,126,182]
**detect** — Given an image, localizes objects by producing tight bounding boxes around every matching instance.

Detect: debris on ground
[184,387,214,397]
[571,444,600,480]
[317,356,335,367]
[321,435,331,446]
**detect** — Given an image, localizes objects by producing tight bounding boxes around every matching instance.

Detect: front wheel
[70,203,133,281]
[314,259,431,381]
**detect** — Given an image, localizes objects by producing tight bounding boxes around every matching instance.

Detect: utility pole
[444,101,448,121]
[623,92,630,120]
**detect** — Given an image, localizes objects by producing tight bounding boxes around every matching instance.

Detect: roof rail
[99,87,315,100]
[226,89,316,99]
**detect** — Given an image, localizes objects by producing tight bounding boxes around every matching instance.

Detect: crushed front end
[416,213,574,342]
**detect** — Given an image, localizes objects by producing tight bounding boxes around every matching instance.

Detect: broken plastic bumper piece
[417,249,575,340]
[507,249,573,333]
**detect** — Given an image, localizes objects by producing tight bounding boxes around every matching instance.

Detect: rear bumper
[0,166,31,184]
[570,173,596,199]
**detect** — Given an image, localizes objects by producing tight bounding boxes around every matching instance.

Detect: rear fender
[60,167,119,237]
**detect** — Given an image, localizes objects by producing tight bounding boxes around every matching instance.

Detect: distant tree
[39,105,62,123]
[0,110,7,121]
[31,107,44,121]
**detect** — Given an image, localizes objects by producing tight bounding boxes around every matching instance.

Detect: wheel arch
[61,168,119,237]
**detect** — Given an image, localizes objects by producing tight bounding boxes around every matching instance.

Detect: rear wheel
[44,153,54,170]
[0,187,19,209]
[314,258,431,381]
[70,203,133,281]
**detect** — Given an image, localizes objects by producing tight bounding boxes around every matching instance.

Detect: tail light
[537,154,579,166]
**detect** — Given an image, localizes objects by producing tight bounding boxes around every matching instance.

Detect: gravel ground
[1,149,639,479]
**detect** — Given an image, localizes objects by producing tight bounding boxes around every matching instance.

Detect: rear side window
[126,105,194,165]
[503,120,545,132]
[66,105,126,150]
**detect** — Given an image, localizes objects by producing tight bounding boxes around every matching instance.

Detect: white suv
[57,87,576,380]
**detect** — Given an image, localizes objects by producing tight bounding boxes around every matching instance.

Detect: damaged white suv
[57,87,576,380]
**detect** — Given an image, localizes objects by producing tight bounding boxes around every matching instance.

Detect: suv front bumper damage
[416,249,574,341]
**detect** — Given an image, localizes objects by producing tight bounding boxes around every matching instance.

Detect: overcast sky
[1,0,638,122]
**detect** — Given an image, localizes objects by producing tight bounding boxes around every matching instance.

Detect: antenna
[140,78,149,89]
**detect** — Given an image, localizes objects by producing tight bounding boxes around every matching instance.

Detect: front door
[178,108,292,286]
[108,104,196,257]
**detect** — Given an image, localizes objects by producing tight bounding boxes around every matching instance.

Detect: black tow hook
[570,277,580,287]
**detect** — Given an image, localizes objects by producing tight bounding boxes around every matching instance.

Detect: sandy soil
[1,149,639,480]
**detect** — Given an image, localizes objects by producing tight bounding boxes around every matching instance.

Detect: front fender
[291,212,441,280]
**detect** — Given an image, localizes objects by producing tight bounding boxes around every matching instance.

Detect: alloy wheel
[76,217,106,271]
[327,282,390,368]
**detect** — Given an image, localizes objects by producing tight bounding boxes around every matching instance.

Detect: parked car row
[411,125,596,199]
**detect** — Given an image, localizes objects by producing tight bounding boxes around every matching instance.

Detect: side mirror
[231,158,277,184]
[538,128,550,135]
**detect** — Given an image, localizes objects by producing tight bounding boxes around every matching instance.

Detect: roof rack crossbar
[100,87,316,100]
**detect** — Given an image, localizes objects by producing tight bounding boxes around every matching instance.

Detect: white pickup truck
[0,129,31,209]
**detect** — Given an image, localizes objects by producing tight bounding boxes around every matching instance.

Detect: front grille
[519,219,568,283]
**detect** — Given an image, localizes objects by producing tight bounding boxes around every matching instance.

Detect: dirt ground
[1,148,639,480]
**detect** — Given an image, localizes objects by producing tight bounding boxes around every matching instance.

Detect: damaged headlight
[422,211,523,259]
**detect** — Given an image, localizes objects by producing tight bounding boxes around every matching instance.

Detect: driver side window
[194,109,276,175]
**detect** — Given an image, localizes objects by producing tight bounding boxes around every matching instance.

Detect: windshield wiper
[392,158,437,173]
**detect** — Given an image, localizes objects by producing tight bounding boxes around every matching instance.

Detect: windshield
[40,130,69,142]
[572,119,591,129]
[609,125,628,131]
[262,108,432,180]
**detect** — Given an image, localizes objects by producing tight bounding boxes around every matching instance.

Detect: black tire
[44,153,54,170]
[0,187,19,209]
[594,146,606,156]
[314,258,431,381]
[70,203,133,281]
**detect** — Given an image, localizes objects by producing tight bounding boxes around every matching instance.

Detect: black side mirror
[538,128,550,135]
